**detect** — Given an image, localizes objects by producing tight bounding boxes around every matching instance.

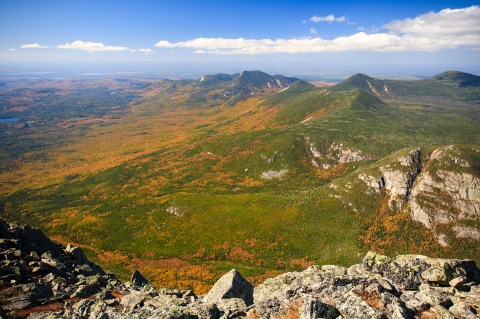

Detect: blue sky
[0,0,479,76]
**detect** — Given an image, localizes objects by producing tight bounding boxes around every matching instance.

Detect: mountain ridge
[1,69,479,297]
[333,70,480,101]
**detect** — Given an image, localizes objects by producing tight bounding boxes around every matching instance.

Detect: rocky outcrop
[409,146,480,234]
[0,219,120,317]
[248,252,480,319]
[1,219,480,318]
[375,148,422,210]
[305,138,368,170]
[354,145,480,244]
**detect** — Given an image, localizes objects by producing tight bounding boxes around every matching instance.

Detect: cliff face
[336,145,480,248]
[1,219,480,319]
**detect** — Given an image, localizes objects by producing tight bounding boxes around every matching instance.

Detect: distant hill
[333,71,480,102]
[224,70,300,96]
[264,84,388,125]
[196,73,238,86]
[433,70,480,87]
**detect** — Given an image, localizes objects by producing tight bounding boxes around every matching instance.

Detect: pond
[0,117,20,123]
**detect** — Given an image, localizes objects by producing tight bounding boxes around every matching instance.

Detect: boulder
[188,303,220,319]
[414,284,454,308]
[420,258,479,285]
[363,252,421,290]
[204,269,254,306]
[131,269,149,287]
[18,224,63,259]
[449,276,468,288]
[336,291,384,319]
[120,291,148,309]
[253,271,301,304]
[216,298,248,318]
[65,244,90,265]
[300,296,340,319]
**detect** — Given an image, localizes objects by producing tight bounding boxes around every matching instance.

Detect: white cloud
[20,43,49,49]
[139,48,153,54]
[310,14,346,23]
[154,6,480,54]
[384,5,480,48]
[310,28,318,35]
[56,40,129,52]
[154,40,176,48]
[9,48,16,51]
[155,38,276,50]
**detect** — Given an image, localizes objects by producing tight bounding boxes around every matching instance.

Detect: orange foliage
[229,246,254,261]
[359,198,439,255]
[289,258,314,269]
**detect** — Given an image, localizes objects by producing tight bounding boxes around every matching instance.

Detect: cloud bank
[57,40,130,52]
[155,6,480,54]
[20,43,49,49]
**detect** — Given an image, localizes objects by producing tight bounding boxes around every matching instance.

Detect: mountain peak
[433,70,480,87]
[197,73,237,86]
[349,73,375,80]
[332,73,387,97]
[224,70,300,96]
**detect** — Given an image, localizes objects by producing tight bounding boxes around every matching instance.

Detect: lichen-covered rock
[414,284,454,308]
[300,296,340,319]
[362,252,420,290]
[120,291,148,309]
[336,291,384,319]
[2,218,480,319]
[253,271,302,305]
[420,258,479,285]
[216,298,248,318]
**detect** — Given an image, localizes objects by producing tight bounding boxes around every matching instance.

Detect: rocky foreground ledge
[0,219,479,319]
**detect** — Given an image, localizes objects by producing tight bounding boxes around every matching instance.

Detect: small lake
[0,117,20,123]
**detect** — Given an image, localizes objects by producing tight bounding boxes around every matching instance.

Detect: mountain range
[0,69,479,293]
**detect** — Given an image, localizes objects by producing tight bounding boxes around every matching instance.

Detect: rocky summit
[0,219,479,318]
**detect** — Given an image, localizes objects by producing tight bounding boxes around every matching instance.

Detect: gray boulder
[336,291,384,319]
[203,269,254,306]
[300,296,340,319]
[420,258,479,285]
[65,244,90,265]
[363,251,420,290]
[131,269,149,287]
[18,224,63,259]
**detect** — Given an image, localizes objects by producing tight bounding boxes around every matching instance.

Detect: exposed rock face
[2,219,480,319]
[409,146,480,234]
[261,169,289,179]
[377,148,422,210]
[355,145,480,244]
[306,138,368,169]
